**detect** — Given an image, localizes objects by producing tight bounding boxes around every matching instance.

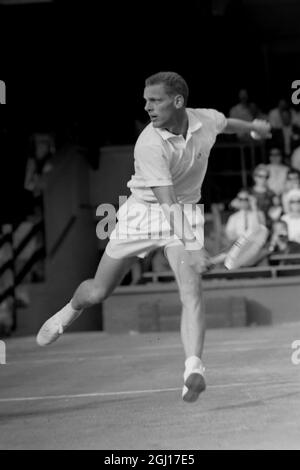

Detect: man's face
[143,84,178,128]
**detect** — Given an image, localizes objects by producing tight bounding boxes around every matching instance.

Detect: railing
[0,218,46,336]
[212,139,267,187]
[0,225,15,306]
[142,260,300,283]
[43,145,79,259]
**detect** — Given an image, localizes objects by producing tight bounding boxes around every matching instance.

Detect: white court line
[0,379,299,404]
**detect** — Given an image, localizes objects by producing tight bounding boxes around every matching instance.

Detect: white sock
[185,355,204,372]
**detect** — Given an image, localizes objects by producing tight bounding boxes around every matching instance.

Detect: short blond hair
[145,71,189,105]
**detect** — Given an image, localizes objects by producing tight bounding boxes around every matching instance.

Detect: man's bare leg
[37,253,137,346]
[165,244,206,402]
[71,253,137,310]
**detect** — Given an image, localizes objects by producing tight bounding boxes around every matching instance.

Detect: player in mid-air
[37,72,271,403]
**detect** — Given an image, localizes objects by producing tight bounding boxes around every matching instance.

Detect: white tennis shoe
[36,302,82,346]
[182,364,206,403]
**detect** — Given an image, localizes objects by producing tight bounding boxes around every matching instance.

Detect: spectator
[291,146,300,172]
[282,169,300,213]
[225,189,265,242]
[268,219,300,261]
[271,109,300,160]
[229,89,253,139]
[229,89,252,121]
[268,98,290,129]
[249,164,276,226]
[254,219,300,267]
[281,189,300,243]
[268,194,284,222]
[24,133,55,214]
[269,99,300,129]
[266,147,289,195]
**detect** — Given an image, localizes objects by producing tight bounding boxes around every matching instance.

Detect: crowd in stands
[224,90,300,266]
[224,159,300,267]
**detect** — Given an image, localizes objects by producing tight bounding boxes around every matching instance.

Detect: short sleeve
[134,144,173,187]
[209,109,227,134]
[200,108,227,134]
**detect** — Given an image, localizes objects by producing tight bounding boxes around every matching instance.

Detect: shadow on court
[0,322,300,449]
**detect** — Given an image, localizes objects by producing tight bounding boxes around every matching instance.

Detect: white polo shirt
[281,214,300,243]
[127,108,227,204]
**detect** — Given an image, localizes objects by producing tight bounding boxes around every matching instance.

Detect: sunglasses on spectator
[289,200,300,203]
[288,176,299,180]
[238,197,249,201]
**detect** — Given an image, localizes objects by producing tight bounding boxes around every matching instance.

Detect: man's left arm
[223,118,272,139]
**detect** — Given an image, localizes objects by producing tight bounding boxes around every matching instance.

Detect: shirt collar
[154,108,203,141]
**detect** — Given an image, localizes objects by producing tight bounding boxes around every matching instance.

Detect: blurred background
[1,0,300,337]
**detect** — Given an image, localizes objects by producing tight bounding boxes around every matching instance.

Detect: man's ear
[174,95,184,109]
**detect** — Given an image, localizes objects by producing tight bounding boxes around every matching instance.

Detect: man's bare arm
[223,118,271,138]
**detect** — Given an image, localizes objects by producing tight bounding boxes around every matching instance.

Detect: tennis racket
[210,224,269,270]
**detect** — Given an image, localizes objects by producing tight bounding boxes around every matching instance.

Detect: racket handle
[209,253,227,265]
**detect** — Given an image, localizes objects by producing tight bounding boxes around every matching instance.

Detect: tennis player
[37,72,271,403]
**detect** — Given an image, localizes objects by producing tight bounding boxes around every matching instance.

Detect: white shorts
[104,195,204,259]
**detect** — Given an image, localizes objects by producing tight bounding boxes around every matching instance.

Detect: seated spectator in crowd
[291,146,300,172]
[281,169,300,213]
[225,189,265,243]
[271,109,300,160]
[249,164,276,227]
[266,147,289,195]
[268,99,299,129]
[254,219,300,267]
[268,220,300,262]
[24,133,55,214]
[229,89,253,140]
[268,194,284,223]
[281,189,300,244]
[229,89,252,121]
